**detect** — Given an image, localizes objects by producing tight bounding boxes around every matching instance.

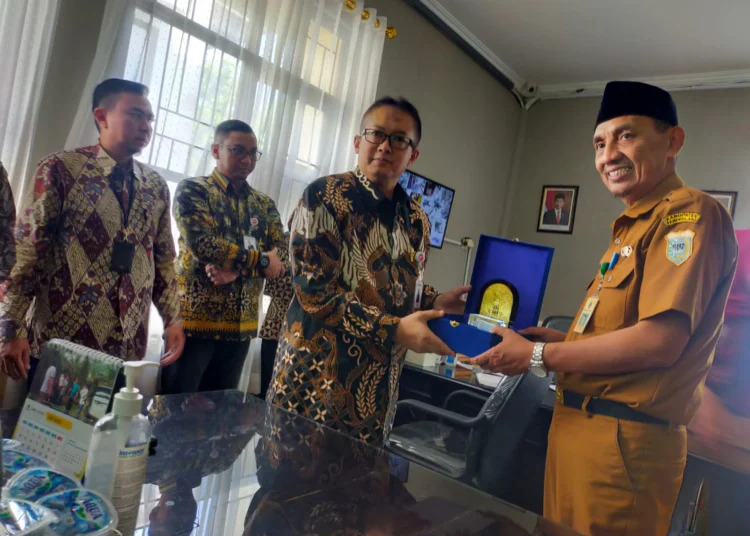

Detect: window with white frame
[124,0,348,204]
[130,0,357,362]
[115,2,384,529]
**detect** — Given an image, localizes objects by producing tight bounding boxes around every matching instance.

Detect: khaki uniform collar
[617,173,684,221]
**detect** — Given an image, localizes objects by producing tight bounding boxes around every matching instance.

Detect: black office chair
[541,315,574,332]
[668,476,704,536]
[540,316,573,388]
[387,370,551,497]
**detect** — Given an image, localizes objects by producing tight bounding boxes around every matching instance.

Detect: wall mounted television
[398,170,455,249]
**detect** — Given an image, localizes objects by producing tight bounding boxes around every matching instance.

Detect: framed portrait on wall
[704,190,737,219]
[537,185,579,234]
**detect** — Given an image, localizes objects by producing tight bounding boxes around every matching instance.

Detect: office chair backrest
[482,374,523,421]
[476,371,552,498]
[456,373,524,479]
[542,315,574,333]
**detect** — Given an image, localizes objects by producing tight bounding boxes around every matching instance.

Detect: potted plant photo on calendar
[16,340,123,478]
[26,340,121,425]
[537,185,579,234]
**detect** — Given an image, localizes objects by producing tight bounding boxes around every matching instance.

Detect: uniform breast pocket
[594,263,635,330]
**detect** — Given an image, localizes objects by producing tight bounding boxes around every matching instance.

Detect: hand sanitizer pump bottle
[85,361,158,535]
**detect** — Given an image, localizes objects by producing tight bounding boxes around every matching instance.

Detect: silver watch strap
[532,342,546,365]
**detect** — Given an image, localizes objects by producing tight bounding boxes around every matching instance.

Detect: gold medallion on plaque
[479,282,516,325]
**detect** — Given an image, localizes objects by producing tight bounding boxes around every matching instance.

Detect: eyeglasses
[362,128,414,150]
[219,143,263,161]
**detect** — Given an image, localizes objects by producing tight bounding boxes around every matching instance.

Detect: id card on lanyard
[573,253,619,334]
[412,251,426,312]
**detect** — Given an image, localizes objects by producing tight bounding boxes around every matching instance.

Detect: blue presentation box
[428,235,554,357]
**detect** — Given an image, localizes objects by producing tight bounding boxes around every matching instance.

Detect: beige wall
[369,0,522,293]
[507,88,750,320]
[30,0,105,171]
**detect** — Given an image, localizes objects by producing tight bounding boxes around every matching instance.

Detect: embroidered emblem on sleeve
[665,230,695,266]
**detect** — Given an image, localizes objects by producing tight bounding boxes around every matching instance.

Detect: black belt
[560,390,669,426]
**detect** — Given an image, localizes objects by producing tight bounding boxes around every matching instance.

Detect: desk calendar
[13,340,123,479]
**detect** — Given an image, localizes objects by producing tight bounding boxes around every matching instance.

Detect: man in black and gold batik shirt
[163,120,286,394]
[269,97,470,445]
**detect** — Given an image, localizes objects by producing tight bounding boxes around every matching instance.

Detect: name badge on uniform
[244,236,257,251]
[573,296,599,334]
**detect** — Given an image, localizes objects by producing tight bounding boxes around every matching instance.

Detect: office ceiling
[421,0,750,100]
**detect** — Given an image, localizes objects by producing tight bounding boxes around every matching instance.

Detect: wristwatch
[530,342,548,378]
[259,252,270,270]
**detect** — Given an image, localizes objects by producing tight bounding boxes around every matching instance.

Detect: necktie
[556,210,560,224]
[111,164,131,225]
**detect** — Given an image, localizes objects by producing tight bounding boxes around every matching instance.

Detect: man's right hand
[394,310,454,356]
[263,248,286,280]
[0,338,31,381]
[518,326,567,343]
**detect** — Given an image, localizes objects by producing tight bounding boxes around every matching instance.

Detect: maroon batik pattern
[0,145,180,361]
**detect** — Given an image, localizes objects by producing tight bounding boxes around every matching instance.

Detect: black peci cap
[596,81,678,127]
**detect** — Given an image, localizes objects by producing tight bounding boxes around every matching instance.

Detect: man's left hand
[206,264,239,286]
[263,248,285,280]
[434,285,472,314]
[161,323,185,367]
[475,326,535,375]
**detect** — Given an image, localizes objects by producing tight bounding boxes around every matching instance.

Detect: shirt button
[615,238,622,245]
[607,275,613,282]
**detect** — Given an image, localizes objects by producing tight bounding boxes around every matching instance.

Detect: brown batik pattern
[268,168,439,445]
[259,231,293,341]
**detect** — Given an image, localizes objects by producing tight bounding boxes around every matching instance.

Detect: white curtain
[66,0,387,223]
[0,0,60,202]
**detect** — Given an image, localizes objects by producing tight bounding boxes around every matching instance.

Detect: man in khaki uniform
[476,81,738,535]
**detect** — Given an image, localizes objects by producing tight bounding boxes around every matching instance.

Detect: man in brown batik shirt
[269,97,470,445]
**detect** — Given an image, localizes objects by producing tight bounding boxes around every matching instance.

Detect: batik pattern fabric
[173,169,285,341]
[0,163,15,286]
[0,145,180,361]
[268,167,438,445]
[259,231,293,341]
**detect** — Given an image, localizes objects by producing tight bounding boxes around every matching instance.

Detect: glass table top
[4,390,582,535]
[404,360,505,390]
